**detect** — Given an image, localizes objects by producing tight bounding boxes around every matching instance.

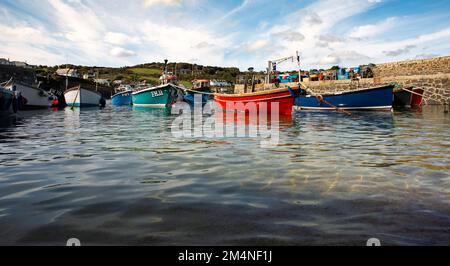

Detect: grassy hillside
[36,62,241,89]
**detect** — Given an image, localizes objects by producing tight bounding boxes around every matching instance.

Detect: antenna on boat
[296,51,301,83]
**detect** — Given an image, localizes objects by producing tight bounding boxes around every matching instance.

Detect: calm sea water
[0,104,449,246]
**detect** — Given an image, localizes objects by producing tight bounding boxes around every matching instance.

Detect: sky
[1,0,450,71]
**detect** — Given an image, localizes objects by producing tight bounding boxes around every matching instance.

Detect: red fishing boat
[214,87,299,116]
[214,52,301,116]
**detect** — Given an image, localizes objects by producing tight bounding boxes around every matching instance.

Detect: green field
[129,68,162,76]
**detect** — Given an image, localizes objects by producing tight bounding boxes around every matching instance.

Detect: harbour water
[0,105,449,245]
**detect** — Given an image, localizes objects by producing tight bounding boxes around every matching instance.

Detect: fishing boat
[0,86,15,116]
[295,84,395,111]
[132,83,180,107]
[112,85,133,106]
[64,85,106,108]
[132,60,182,108]
[182,79,211,105]
[3,80,54,109]
[214,52,301,116]
[214,87,300,116]
[393,87,424,108]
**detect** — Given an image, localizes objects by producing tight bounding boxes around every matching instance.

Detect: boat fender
[12,96,18,113]
[0,93,4,108]
[316,95,325,105]
[18,94,27,110]
[99,98,106,108]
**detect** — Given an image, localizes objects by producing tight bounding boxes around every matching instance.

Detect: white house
[94,79,111,86]
[56,68,81,78]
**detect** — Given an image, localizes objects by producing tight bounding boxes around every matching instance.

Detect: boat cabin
[193,79,210,89]
[160,72,178,85]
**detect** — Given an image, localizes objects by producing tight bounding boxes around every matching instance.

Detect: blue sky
[1,0,449,70]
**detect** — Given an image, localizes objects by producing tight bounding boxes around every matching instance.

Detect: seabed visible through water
[0,105,449,245]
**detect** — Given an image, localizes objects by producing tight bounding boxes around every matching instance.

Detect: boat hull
[5,82,52,109]
[0,87,14,115]
[410,89,424,107]
[183,92,210,106]
[132,84,178,107]
[295,85,394,111]
[65,88,103,108]
[214,87,298,116]
[112,91,133,106]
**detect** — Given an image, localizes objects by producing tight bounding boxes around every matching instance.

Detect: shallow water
[0,104,449,245]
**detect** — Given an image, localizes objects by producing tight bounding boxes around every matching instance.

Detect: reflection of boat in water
[393,87,424,108]
[112,85,133,106]
[4,80,54,109]
[64,86,106,108]
[295,85,394,111]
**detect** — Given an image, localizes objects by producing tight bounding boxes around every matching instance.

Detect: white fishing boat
[4,80,54,109]
[64,86,105,108]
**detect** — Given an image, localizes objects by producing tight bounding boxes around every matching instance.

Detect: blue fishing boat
[295,84,394,111]
[183,79,211,106]
[112,85,133,106]
[132,60,182,108]
[0,86,15,115]
[132,83,180,107]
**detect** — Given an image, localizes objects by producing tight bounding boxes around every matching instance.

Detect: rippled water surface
[0,104,449,245]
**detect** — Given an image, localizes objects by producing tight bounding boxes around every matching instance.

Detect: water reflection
[0,106,448,245]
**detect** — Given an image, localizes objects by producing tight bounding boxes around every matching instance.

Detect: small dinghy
[393,87,424,108]
[112,85,133,106]
[65,86,106,108]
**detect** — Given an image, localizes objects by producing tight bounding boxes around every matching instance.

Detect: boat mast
[267,54,295,85]
[296,51,301,83]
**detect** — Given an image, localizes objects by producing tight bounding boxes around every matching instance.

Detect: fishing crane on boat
[266,51,301,84]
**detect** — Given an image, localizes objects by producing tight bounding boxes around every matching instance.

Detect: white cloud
[138,20,231,66]
[244,40,270,52]
[349,17,396,39]
[143,0,182,8]
[110,47,137,57]
[105,32,141,45]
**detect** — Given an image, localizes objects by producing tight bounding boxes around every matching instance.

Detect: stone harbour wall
[372,56,450,77]
[235,56,450,105]
[301,74,450,105]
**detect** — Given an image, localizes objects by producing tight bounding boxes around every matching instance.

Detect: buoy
[51,99,59,108]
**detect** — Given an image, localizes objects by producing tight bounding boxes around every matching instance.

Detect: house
[56,68,81,78]
[94,79,111,86]
[178,68,191,75]
[83,73,95,80]
[0,58,11,65]
[12,61,29,68]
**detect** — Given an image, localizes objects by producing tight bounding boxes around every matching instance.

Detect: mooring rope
[298,82,351,115]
